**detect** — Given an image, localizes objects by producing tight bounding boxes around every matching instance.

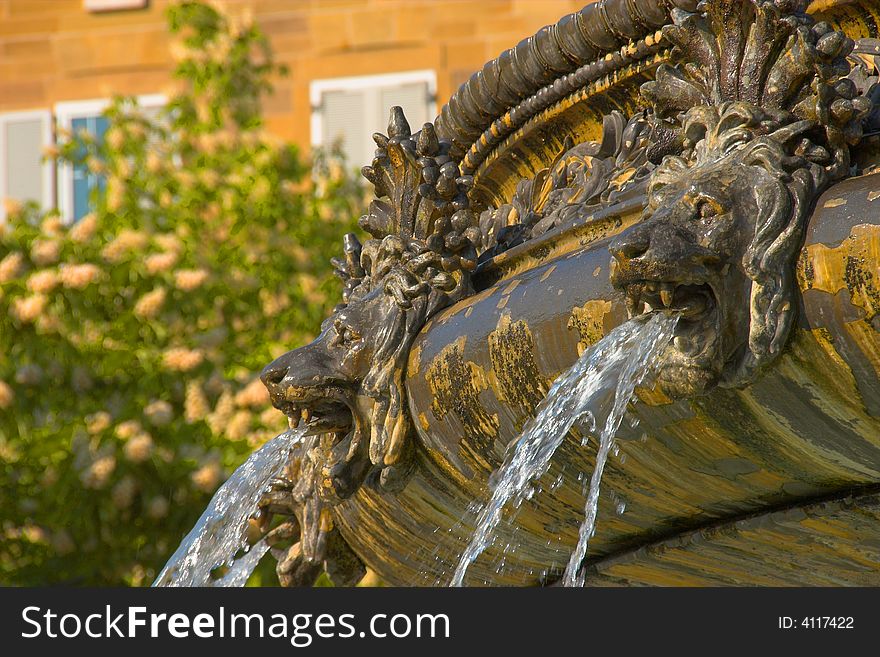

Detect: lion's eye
[333,319,361,346]
[697,197,722,220]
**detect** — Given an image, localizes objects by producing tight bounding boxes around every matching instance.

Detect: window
[310,70,437,169]
[55,95,164,223]
[0,110,54,223]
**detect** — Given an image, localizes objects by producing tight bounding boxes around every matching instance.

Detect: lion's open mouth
[278,389,354,436]
[274,385,370,503]
[624,279,719,359]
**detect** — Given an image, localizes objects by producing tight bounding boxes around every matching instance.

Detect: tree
[0,1,365,585]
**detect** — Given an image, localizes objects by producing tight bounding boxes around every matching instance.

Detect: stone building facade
[0,0,589,220]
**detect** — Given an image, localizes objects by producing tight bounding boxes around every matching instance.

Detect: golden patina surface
[487,313,550,420]
[799,224,880,319]
[425,335,499,472]
[568,299,613,354]
[477,200,639,287]
[582,490,880,586]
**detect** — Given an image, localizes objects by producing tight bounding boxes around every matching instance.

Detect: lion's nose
[609,225,650,262]
[260,363,287,388]
[610,221,722,271]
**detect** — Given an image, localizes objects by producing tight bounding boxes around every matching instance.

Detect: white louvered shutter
[322,89,369,169]
[1,112,51,218]
[381,82,430,132]
[315,74,434,170]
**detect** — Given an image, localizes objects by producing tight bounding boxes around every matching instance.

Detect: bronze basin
[333,172,880,586]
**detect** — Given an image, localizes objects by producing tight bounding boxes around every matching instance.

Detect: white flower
[134,287,166,319]
[60,263,101,289]
[174,268,209,291]
[26,269,59,293]
[11,294,47,323]
[0,252,24,282]
[163,347,204,372]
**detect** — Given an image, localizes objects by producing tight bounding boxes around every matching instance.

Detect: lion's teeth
[660,284,673,308]
[674,336,685,351]
[302,408,312,423]
[644,302,654,313]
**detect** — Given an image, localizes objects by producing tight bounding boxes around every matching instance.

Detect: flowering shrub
[0,2,365,585]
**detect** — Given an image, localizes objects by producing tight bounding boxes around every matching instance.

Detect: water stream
[450,312,677,587]
[153,427,303,587]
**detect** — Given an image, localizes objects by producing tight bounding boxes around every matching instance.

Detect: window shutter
[380,82,430,130]
[2,114,49,211]
[313,73,434,170]
[322,89,369,169]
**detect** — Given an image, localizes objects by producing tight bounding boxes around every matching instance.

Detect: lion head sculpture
[261,108,479,504]
[610,0,874,398]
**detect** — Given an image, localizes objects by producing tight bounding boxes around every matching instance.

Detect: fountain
[173,0,880,586]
